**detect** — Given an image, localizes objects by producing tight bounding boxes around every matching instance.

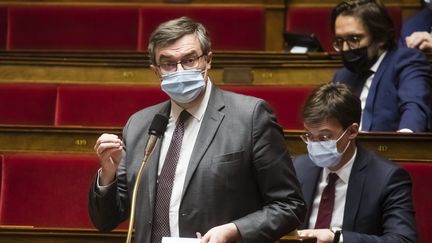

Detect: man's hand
[298,229,335,243]
[405,31,432,53]
[94,133,123,185]
[197,223,240,243]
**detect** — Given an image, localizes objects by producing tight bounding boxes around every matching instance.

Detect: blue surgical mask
[161,69,206,104]
[306,129,350,168]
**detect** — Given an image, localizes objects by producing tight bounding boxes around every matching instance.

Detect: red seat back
[0,83,57,125]
[7,6,139,51]
[0,153,99,228]
[55,85,168,127]
[139,5,265,51]
[285,6,401,52]
[0,7,7,50]
[399,162,432,243]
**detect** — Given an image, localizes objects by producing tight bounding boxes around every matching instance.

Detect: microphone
[144,114,169,158]
[126,113,168,243]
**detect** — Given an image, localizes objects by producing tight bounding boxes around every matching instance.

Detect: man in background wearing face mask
[88,16,306,243]
[400,0,432,53]
[294,83,417,243]
[331,0,432,132]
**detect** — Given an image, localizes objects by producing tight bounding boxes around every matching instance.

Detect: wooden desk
[0,226,315,243]
[285,130,432,162]
[0,227,126,243]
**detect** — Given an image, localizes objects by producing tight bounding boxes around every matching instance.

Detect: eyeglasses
[300,128,348,145]
[157,54,206,74]
[332,35,365,51]
[300,133,332,144]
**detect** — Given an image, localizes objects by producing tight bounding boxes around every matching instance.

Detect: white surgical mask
[306,129,350,168]
[161,69,206,104]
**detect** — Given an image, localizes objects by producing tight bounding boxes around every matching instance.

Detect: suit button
[180,212,188,217]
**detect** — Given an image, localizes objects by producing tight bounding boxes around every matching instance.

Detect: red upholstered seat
[0,83,57,125]
[55,85,168,127]
[285,6,401,52]
[7,6,139,51]
[0,153,99,228]
[0,7,7,50]
[399,162,432,243]
[224,85,315,130]
[139,5,265,51]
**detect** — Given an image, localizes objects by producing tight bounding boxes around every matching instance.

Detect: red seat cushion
[0,83,57,125]
[224,85,315,130]
[0,153,99,228]
[55,85,168,127]
[7,6,139,51]
[139,5,265,51]
[399,162,432,243]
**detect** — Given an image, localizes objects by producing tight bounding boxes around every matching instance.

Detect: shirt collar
[370,51,387,73]
[323,147,357,184]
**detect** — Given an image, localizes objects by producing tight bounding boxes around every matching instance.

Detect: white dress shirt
[308,147,357,230]
[359,52,386,131]
[159,81,212,236]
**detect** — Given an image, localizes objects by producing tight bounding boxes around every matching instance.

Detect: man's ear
[150,64,162,80]
[205,51,213,69]
[349,123,360,139]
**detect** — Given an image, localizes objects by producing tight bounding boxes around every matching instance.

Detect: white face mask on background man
[161,69,206,104]
[306,129,350,168]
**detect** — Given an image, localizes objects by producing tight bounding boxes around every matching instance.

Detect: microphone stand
[126,135,159,243]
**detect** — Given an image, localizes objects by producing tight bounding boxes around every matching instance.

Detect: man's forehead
[155,34,202,59]
[304,118,342,132]
[335,15,367,35]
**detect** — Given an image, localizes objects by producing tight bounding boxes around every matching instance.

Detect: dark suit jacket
[294,145,417,243]
[399,6,432,46]
[333,47,432,132]
[88,85,306,243]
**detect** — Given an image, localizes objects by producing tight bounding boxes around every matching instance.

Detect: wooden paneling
[0,51,341,85]
[1,126,431,162]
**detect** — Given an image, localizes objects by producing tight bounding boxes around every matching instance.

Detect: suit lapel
[362,51,392,131]
[142,102,171,216]
[302,165,322,229]
[343,146,368,230]
[182,86,225,196]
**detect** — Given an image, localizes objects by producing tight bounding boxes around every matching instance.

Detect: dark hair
[303,83,361,129]
[331,0,396,50]
[148,16,211,65]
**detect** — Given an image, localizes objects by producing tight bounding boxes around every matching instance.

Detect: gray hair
[148,16,211,65]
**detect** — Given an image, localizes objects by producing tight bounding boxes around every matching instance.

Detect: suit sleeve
[396,48,432,132]
[88,124,131,231]
[342,167,417,243]
[232,100,307,243]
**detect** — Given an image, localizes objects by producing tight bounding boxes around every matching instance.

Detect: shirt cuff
[96,168,116,195]
[397,128,413,133]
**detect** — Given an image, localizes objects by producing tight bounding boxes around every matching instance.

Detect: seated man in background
[400,0,432,53]
[331,0,431,132]
[295,83,417,243]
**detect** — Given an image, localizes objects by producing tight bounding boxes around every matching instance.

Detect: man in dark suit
[331,0,431,132]
[88,16,306,243]
[295,83,417,243]
[400,0,432,52]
